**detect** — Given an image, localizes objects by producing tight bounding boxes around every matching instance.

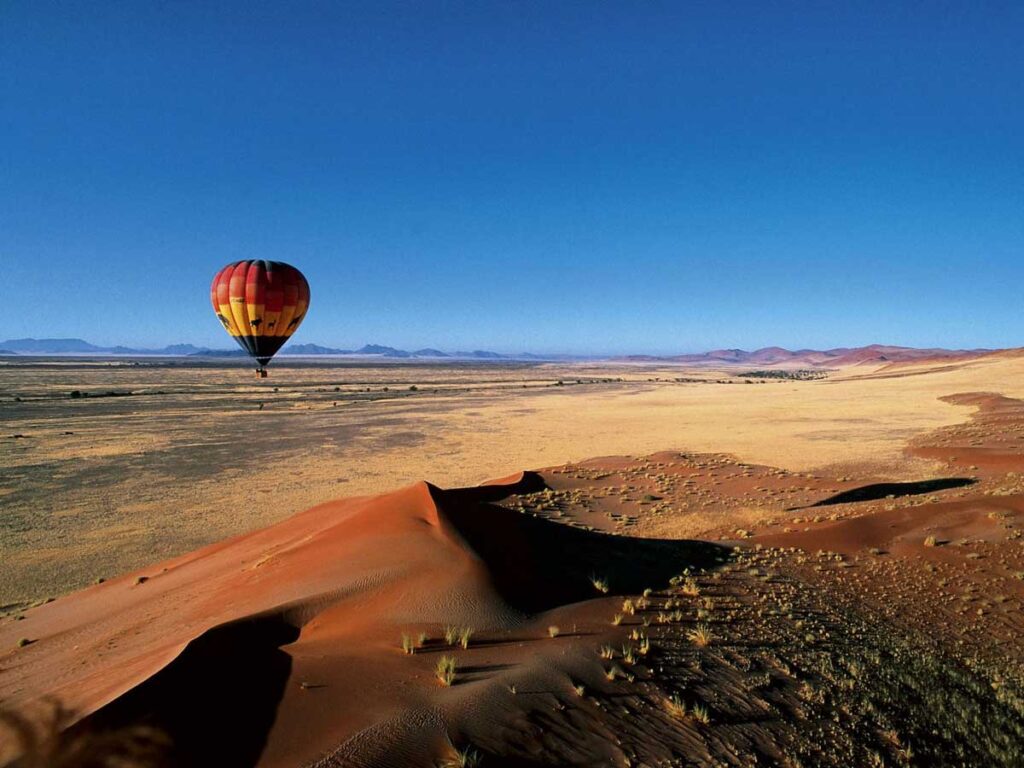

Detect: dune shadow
[71,610,299,768]
[793,478,976,509]
[433,474,731,614]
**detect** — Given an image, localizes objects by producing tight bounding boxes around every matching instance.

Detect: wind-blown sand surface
[3,353,1024,765]
[4,353,1024,610]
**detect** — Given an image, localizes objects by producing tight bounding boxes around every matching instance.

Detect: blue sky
[2,2,1021,354]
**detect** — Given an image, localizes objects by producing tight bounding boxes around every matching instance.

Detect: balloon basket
[255,368,268,379]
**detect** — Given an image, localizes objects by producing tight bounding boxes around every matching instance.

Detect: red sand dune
[0,473,721,767]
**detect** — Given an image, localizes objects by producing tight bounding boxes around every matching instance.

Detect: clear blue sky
[2,2,1021,354]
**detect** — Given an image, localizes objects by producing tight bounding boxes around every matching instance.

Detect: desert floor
[3,354,1024,610]
[3,354,1024,766]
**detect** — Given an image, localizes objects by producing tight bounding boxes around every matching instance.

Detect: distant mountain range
[0,338,558,360]
[621,344,996,367]
[0,338,1002,367]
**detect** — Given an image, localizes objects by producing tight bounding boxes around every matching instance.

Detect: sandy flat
[3,354,1024,608]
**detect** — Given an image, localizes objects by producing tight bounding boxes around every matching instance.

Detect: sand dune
[0,473,724,767]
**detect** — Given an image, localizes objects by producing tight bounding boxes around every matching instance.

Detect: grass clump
[590,574,610,593]
[547,625,560,638]
[688,623,713,647]
[439,737,481,767]
[436,655,457,687]
[924,535,938,547]
[401,631,429,654]
[692,702,711,724]
[664,694,687,719]
[444,626,473,648]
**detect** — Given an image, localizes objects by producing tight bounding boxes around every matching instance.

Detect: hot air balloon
[210,260,310,377]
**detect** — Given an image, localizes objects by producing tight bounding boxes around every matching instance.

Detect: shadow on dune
[434,473,731,613]
[70,611,299,768]
[794,477,976,510]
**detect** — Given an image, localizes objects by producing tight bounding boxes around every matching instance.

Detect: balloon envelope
[210,260,310,367]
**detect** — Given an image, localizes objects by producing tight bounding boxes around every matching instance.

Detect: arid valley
[3,352,1024,766]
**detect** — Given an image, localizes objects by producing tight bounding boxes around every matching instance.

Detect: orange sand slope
[0,474,722,767]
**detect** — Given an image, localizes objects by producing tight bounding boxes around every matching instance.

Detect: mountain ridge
[0,338,1005,366]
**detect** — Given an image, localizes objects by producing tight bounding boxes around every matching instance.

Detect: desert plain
[2,351,1024,766]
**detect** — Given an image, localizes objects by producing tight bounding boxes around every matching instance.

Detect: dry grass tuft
[438,737,481,768]
[436,656,457,687]
[688,623,713,647]
[664,694,687,719]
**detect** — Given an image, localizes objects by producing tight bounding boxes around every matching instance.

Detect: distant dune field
[3,353,1024,609]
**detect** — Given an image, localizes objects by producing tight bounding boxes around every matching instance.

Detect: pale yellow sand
[2,353,1022,606]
